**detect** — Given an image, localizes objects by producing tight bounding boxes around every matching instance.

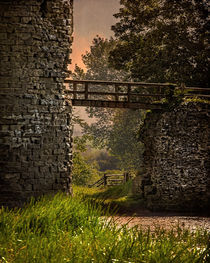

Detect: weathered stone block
[133,102,210,213]
[0,0,73,208]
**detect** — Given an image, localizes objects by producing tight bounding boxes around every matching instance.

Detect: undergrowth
[0,192,209,263]
[74,181,145,214]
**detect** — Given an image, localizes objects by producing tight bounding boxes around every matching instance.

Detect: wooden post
[127,84,131,103]
[85,82,88,100]
[115,84,119,101]
[73,82,77,99]
[104,174,107,186]
[124,172,129,183]
[166,84,175,102]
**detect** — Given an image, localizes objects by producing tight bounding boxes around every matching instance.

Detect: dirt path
[112,215,210,232]
[107,207,210,231]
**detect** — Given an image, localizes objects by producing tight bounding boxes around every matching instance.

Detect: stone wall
[0,0,73,207]
[133,102,210,212]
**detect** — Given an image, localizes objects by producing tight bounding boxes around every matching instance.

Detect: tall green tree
[71,36,144,171]
[109,0,209,87]
[72,36,128,81]
[72,36,125,148]
[107,109,145,170]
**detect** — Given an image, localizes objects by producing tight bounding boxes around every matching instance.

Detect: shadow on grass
[74,181,146,216]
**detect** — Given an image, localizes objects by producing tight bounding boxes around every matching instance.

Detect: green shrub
[72,152,99,186]
[72,135,100,186]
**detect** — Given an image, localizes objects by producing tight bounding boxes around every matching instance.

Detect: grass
[74,181,145,214]
[0,191,209,263]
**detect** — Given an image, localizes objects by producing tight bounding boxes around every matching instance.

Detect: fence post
[166,84,175,103]
[115,84,119,101]
[124,172,129,183]
[127,84,131,103]
[73,82,77,99]
[104,174,107,186]
[85,82,88,100]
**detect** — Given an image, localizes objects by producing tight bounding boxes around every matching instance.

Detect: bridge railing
[183,87,210,98]
[64,79,210,109]
[65,79,175,100]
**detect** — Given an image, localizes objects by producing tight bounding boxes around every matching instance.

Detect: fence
[89,172,131,188]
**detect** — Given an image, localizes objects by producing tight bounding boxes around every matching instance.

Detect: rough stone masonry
[133,102,210,213]
[0,0,73,207]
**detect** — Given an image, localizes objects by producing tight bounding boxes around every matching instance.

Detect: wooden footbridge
[65,79,210,109]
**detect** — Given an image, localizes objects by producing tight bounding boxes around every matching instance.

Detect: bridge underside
[72,99,163,109]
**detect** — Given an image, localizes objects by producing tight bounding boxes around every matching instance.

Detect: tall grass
[0,193,209,263]
[75,181,145,213]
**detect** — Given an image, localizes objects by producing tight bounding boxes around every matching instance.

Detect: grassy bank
[0,192,209,263]
[74,181,145,214]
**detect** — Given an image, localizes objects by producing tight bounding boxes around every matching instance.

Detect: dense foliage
[72,1,209,172]
[72,36,128,81]
[72,36,144,171]
[109,0,209,87]
[83,148,119,172]
[72,136,99,185]
[107,109,145,170]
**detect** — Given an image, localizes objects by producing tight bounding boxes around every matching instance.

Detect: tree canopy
[71,0,209,171]
[71,36,128,81]
[72,36,124,148]
[71,36,144,171]
[109,0,209,87]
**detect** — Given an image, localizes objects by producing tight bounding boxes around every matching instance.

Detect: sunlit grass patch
[0,192,209,263]
[74,181,145,214]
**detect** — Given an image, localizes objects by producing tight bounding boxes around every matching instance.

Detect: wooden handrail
[65,79,176,87]
[65,79,210,91]
[65,79,210,109]
[66,90,165,97]
[185,94,210,97]
[184,87,210,91]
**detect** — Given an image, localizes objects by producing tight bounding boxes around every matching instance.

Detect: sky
[70,0,120,70]
[70,0,121,134]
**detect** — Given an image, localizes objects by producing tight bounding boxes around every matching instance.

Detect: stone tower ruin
[133,102,210,213]
[0,0,73,207]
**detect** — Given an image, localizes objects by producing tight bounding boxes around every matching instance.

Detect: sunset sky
[70,0,121,133]
[70,0,120,70]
